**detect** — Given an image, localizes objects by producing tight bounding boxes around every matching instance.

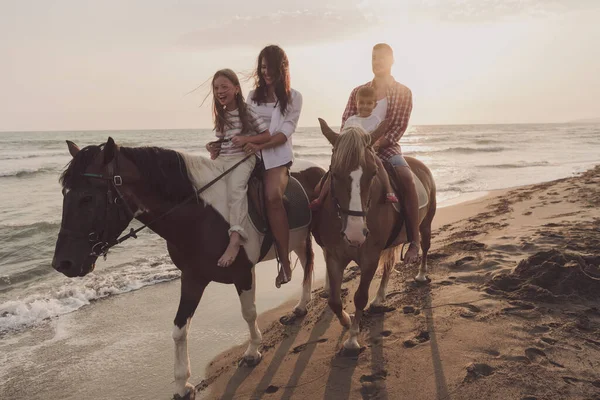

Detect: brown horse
[312,120,437,351]
[52,138,324,399]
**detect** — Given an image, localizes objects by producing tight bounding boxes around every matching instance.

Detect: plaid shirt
[341,78,413,161]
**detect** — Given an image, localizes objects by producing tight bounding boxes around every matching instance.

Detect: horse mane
[119,147,196,202]
[60,144,196,203]
[331,126,372,173]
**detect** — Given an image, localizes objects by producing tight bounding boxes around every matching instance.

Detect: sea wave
[478,161,550,169]
[439,146,507,154]
[0,166,58,178]
[0,150,67,161]
[0,256,180,334]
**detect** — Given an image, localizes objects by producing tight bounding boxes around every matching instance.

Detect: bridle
[58,153,138,259]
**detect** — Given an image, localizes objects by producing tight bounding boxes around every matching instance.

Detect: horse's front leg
[173,274,208,399]
[345,257,378,351]
[325,250,351,329]
[292,232,314,316]
[236,267,263,366]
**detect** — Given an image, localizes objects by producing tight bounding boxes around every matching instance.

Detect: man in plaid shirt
[341,43,420,264]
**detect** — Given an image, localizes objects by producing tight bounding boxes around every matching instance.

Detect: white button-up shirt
[247,89,303,170]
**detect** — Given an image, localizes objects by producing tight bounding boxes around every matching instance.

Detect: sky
[1,0,599,131]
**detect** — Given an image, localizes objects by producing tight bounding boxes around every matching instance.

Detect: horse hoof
[239,353,262,367]
[293,307,308,317]
[414,276,431,285]
[173,386,195,400]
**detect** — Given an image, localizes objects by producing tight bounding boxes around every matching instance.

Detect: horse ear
[318,118,339,146]
[370,119,389,145]
[104,137,118,165]
[66,140,80,158]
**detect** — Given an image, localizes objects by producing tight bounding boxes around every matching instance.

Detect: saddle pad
[382,162,429,213]
[247,176,311,234]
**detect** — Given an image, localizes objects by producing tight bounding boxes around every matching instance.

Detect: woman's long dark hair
[212,69,252,135]
[252,45,291,115]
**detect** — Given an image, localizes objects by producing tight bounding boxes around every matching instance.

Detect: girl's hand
[372,140,381,152]
[243,143,261,155]
[231,136,247,146]
[206,142,221,160]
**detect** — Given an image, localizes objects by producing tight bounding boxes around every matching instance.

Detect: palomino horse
[52,138,324,399]
[313,120,437,352]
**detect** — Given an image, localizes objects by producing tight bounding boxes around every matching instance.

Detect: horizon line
[1,120,597,134]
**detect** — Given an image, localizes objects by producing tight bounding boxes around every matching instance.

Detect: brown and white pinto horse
[52,138,324,399]
[313,120,437,351]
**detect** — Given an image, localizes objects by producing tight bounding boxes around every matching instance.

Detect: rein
[81,153,253,259]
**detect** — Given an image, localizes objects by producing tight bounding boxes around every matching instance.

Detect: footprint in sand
[455,303,481,318]
[291,338,328,354]
[524,347,565,368]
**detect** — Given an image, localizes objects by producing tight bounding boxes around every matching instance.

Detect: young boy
[310,86,398,210]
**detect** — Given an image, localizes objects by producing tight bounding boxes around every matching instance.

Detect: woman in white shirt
[232,45,303,288]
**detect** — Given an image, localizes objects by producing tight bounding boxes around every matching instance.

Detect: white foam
[0,257,181,334]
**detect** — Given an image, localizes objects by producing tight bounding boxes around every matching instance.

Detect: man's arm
[383,87,413,145]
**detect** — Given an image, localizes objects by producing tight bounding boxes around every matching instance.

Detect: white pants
[210,155,256,241]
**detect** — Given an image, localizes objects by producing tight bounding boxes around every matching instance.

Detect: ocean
[1,123,599,398]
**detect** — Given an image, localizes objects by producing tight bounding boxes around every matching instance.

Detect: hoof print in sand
[464,362,494,381]
[279,314,301,326]
[402,306,416,314]
[264,385,279,394]
[368,305,396,314]
[360,370,387,399]
[403,331,430,348]
[457,303,482,319]
[291,338,328,354]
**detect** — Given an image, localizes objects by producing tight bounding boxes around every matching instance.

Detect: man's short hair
[373,43,394,57]
[357,86,376,99]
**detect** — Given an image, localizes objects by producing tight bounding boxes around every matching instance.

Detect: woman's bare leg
[264,166,292,286]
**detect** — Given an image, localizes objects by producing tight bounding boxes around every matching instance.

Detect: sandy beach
[197,165,600,400]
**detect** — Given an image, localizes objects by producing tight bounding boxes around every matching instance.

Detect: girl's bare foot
[218,232,242,267]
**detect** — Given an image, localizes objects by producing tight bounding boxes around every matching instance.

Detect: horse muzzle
[342,220,370,248]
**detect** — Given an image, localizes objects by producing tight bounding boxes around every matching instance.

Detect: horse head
[52,137,140,277]
[319,119,383,247]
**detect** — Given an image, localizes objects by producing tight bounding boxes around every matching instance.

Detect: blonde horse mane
[331,126,372,173]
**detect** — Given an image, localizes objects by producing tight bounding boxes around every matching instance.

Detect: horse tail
[303,231,315,286]
[379,246,397,277]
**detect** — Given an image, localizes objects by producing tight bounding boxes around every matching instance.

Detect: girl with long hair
[205,68,269,267]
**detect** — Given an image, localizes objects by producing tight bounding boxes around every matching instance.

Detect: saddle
[246,162,311,260]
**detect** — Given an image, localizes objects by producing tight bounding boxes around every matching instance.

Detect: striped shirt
[216,106,268,156]
[341,78,413,161]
